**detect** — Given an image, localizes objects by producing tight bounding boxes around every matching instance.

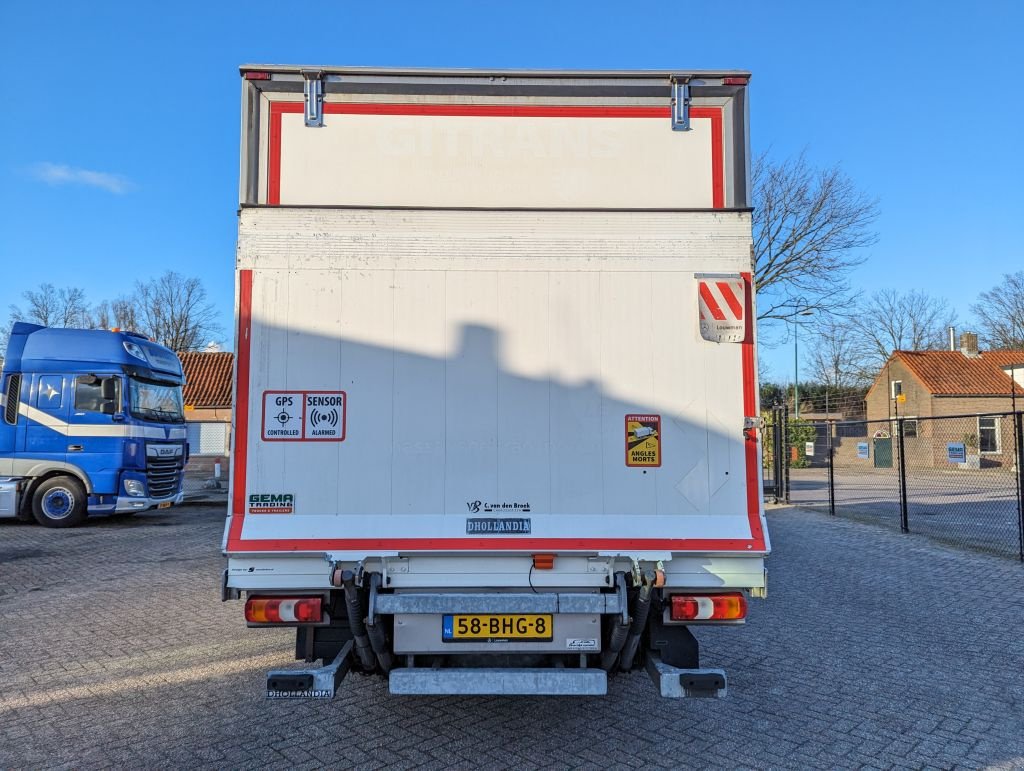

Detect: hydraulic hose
[364,573,394,673]
[618,577,654,671]
[600,572,631,670]
[341,570,378,671]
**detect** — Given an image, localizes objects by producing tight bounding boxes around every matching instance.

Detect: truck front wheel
[32,476,88,528]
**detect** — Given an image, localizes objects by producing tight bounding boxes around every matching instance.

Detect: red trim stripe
[228,270,253,544]
[266,103,725,207]
[716,281,744,320]
[227,537,761,552]
[708,110,724,208]
[740,271,764,544]
[699,283,727,321]
[267,109,283,209]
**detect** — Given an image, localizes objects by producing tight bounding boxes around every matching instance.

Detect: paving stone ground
[1,505,1022,769]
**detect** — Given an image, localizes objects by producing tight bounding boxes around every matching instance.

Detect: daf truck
[0,323,187,527]
[223,65,768,698]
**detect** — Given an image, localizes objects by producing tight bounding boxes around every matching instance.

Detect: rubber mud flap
[680,672,725,696]
[267,674,314,692]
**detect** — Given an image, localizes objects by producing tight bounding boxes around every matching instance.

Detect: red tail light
[669,593,747,621]
[245,596,323,624]
[244,71,272,81]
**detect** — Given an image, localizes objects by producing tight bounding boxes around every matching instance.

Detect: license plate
[157,501,172,509]
[442,614,553,642]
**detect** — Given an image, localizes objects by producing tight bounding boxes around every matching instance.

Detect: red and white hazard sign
[697,275,747,343]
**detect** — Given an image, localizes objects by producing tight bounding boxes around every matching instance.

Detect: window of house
[978,416,1000,453]
[891,381,902,399]
[903,418,918,438]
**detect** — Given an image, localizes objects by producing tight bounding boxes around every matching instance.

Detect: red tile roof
[891,350,1024,396]
[177,351,234,408]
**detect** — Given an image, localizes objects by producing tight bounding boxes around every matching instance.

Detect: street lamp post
[791,308,814,419]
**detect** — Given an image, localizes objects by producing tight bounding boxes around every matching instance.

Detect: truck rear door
[225,67,764,561]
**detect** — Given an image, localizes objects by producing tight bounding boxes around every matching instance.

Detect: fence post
[773,405,784,504]
[1014,410,1024,562]
[827,421,836,517]
[896,417,909,534]
[783,403,791,504]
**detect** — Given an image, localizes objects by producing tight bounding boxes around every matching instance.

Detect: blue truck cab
[0,323,187,527]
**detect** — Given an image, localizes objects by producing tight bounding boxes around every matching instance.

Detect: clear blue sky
[1,1,1021,382]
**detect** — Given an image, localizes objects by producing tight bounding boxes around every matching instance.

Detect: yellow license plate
[157,501,172,509]
[443,614,553,642]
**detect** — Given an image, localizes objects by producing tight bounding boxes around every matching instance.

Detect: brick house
[177,351,234,486]
[864,335,1024,468]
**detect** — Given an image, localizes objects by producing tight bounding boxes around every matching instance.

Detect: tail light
[245,596,323,624]
[669,592,747,621]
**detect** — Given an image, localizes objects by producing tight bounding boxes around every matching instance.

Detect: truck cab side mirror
[100,402,117,415]
[101,378,118,401]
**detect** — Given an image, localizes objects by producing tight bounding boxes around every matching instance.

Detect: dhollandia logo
[248,493,295,514]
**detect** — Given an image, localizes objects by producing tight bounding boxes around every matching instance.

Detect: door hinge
[671,78,691,131]
[301,69,325,127]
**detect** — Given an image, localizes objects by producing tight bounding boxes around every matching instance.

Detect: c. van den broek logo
[466,500,531,514]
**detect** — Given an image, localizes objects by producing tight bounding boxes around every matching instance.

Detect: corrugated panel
[238,208,752,270]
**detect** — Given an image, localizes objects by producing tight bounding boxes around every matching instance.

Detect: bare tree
[971,271,1024,349]
[92,297,141,332]
[853,289,956,372]
[9,283,91,328]
[753,151,879,321]
[807,315,874,389]
[131,271,222,351]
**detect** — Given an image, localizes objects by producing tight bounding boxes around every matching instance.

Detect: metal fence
[765,410,1024,562]
[762,404,789,503]
[181,420,231,503]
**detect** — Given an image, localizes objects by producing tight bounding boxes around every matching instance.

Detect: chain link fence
[182,420,230,503]
[765,410,1024,561]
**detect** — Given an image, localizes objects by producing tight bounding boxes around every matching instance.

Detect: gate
[762,404,789,503]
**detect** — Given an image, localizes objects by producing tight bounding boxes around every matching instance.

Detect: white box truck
[223,65,768,698]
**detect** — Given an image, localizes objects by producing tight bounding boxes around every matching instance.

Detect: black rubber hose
[600,573,632,670]
[601,619,631,670]
[618,582,654,671]
[365,621,394,673]
[341,570,377,671]
[364,573,394,673]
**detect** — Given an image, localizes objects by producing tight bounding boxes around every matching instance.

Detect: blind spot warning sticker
[626,414,661,467]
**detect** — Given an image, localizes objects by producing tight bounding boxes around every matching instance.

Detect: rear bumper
[390,667,607,696]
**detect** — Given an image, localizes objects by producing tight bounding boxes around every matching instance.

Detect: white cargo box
[226,67,766,562]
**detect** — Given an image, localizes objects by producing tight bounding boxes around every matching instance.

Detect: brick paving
[1,505,1023,769]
